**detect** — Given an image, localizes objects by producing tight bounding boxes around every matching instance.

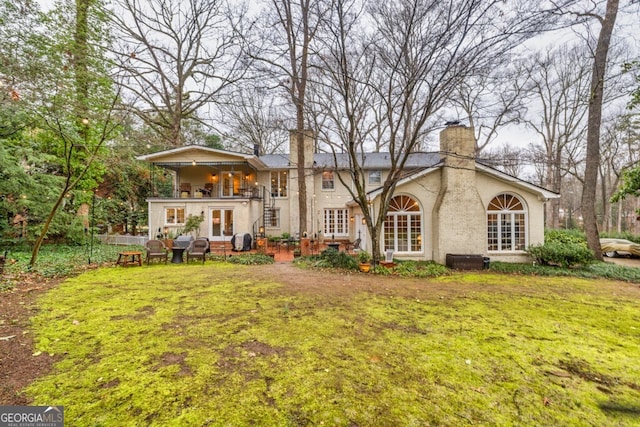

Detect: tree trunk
[296,114,307,236]
[582,0,618,261]
[30,185,71,266]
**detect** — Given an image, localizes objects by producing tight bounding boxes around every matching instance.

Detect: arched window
[487,193,527,252]
[384,195,422,253]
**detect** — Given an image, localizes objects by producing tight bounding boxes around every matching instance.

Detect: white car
[600,238,640,258]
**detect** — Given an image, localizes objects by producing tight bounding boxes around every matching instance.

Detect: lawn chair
[145,239,168,265]
[186,238,209,264]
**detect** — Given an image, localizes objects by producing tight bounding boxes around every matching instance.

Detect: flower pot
[359,262,371,273]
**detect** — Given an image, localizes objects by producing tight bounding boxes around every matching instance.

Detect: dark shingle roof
[259,152,440,169]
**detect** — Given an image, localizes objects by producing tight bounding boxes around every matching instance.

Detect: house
[136,124,559,263]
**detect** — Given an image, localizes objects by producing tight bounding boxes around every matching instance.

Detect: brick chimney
[432,124,486,263]
[288,129,315,168]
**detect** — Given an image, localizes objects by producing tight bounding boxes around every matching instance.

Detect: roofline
[363,162,560,203]
[136,145,267,169]
[475,163,560,200]
[364,165,441,201]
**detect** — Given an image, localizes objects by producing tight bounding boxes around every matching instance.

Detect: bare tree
[519,44,592,228]
[218,86,291,154]
[108,0,247,146]
[479,143,528,178]
[310,0,557,264]
[449,67,528,154]
[250,0,332,237]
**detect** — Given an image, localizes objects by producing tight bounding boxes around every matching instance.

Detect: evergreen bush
[527,240,594,268]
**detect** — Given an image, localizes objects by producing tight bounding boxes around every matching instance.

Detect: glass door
[222,171,241,197]
[210,208,234,241]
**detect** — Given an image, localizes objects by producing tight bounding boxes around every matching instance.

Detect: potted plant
[183,213,204,238]
[357,250,372,272]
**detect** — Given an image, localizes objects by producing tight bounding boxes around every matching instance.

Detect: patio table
[116,251,142,267]
[171,247,185,263]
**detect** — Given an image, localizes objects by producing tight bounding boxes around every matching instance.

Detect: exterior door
[355,214,367,251]
[210,208,234,241]
[222,172,241,197]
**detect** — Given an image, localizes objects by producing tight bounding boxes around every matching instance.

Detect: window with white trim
[383,195,422,253]
[165,207,185,225]
[322,171,334,190]
[487,193,527,251]
[270,171,288,198]
[323,208,348,236]
[369,170,382,185]
[267,208,280,228]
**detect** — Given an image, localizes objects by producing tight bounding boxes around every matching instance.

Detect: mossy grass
[24,264,640,426]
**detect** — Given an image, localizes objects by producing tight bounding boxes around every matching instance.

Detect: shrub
[490,261,640,283]
[394,261,450,278]
[545,228,587,245]
[527,240,594,268]
[313,248,358,270]
[226,253,275,265]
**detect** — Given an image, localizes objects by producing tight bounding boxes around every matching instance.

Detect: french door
[210,208,234,241]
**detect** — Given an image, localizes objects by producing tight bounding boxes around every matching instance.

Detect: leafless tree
[449,67,528,154]
[519,43,592,228]
[479,143,528,178]
[249,0,332,237]
[108,0,248,146]
[217,86,291,155]
[309,0,559,264]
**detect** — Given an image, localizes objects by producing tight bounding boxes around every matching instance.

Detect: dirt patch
[0,276,61,404]
[152,351,192,376]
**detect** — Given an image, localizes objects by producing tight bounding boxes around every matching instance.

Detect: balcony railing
[164,185,262,199]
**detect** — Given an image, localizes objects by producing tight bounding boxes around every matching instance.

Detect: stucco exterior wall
[140,132,555,263]
[475,173,544,263]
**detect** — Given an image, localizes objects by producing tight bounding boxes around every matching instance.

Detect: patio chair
[179,182,192,197]
[145,239,168,265]
[186,238,209,264]
[204,183,214,197]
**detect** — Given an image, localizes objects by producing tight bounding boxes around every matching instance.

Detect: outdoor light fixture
[192,160,196,166]
[350,216,354,223]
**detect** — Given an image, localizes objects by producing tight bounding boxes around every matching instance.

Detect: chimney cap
[445,120,461,126]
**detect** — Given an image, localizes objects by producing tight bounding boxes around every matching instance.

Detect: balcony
[159,184,263,200]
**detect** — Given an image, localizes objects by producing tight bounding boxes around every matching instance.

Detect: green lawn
[25,263,640,426]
